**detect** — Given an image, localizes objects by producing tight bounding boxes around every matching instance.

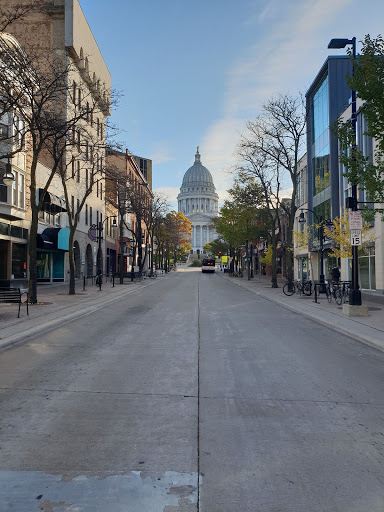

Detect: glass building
[305,56,353,278]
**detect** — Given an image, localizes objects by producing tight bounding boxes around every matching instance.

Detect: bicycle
[325,280,343,305]
[283,280,312,297]
[339,280,351,304]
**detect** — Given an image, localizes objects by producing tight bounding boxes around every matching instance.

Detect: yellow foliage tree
[260,246,273,267]
[323,209,374,259]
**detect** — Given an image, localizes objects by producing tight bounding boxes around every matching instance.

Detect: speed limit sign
[350,229,362,246]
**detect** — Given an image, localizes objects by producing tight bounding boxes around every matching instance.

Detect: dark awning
[38,189,67,213]
[36,227,70,251]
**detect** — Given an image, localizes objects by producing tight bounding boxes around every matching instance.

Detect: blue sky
[79,0,384,207]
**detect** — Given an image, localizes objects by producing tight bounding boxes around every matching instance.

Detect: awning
[38,189,67,213]
[36,227,70,251]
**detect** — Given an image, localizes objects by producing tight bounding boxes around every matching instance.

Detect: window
[78,87,82,109]
[71,158,75,179]
[18,174,24,209]
[12,172,18,206]
[71,195,74,218]
[85,140,89,161]
[77,161,80,183]
[90,206,93,226]
[77,198,80,217]
[86,168,88,189]
[77,130,81,152]
[96,180,99,197]
[85,204,88,225]
[0,164,9,203]
[0,122,8,138]
[73,81,76,105]
[97,119,100,137]
[86,102,89,122]
[96,210,99,227]
[100,183,103,200]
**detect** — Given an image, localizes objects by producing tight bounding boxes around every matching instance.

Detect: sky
[79,0,384,208]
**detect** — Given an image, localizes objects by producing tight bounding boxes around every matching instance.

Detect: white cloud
[149,144,175,165]
[199,0,355,200]
[153,186,179,207]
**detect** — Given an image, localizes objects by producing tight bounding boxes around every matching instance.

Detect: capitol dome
[182,151,214,188]
[178,148,219,255]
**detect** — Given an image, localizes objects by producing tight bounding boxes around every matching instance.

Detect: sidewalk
[0,274,166,351]
[217,272,384,353]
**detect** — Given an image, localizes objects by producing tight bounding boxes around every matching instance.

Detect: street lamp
[299,209,331,291]
[328,36,361,305]
[2,160,15,186]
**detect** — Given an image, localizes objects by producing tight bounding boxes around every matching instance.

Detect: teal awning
[37,227,70,252]
[57,227,70,251]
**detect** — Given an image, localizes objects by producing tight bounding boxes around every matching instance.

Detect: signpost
[349,211,362,246]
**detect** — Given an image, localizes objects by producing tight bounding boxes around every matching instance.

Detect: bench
[0,287,29,318]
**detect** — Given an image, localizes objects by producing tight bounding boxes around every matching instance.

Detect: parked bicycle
[325,280,343,305]
[283,280,312,297]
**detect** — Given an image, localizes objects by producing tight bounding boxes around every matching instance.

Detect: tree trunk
[120,215,124,284]
[68,229,76,295]
[28,207,39,304]
[271,228,278,288]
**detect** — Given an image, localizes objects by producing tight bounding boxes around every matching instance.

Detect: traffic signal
[218,251,222,257]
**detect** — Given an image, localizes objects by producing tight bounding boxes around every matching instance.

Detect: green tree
[203,238,228,258]
[336,34,384,219]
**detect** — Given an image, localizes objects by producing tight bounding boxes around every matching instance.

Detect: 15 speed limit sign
[350,229,362,246]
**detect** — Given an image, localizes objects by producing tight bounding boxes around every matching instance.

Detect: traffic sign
[349,211,363,230]
[350,229,362,246]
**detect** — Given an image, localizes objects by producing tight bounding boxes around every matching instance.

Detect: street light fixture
[328,36,361,306]
[2,161,15,186]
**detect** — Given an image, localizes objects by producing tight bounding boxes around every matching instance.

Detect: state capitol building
[177,148,219,255]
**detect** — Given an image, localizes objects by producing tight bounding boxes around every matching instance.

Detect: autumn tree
[323,208,374,259]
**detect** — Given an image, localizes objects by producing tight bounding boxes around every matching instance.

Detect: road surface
[0,268,383,511]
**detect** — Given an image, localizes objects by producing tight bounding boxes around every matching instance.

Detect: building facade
[177,148,219,255]
[5,0,111,284]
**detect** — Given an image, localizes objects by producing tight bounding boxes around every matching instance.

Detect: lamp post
[250,243,254,278]
[299,209,330,291]
[97,216,116,288]
[328,36,361,306]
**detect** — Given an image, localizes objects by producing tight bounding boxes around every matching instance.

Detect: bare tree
[238,94,306,287]
[0,24,113,301]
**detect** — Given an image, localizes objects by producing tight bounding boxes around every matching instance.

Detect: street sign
[350,229,362,246]
[349,211,363,230]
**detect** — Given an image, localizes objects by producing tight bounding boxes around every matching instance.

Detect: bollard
[112,275,115,287]
[83,276,86,291]
[314,283,319,304]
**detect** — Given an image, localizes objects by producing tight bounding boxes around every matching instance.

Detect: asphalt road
[0,268,383,511]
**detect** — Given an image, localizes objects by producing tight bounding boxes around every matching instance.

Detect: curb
[0,279,158,352]
[217,274,384,353]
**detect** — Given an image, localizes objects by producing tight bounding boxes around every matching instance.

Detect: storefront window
[359,246,376,290]
[37,252,51,280]
[12,243,27,279]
